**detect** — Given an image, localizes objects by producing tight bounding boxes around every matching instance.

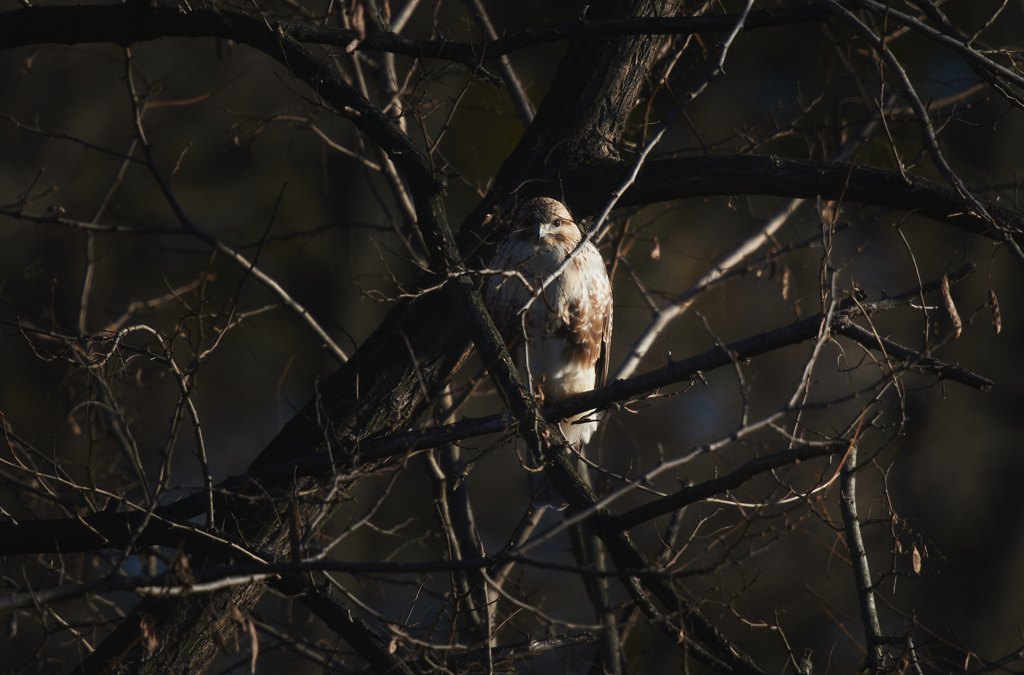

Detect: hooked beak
[536,220,553,241]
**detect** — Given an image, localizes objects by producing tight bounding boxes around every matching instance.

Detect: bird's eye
[552,218,561,227]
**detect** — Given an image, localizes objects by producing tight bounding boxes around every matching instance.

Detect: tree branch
[610,155,1024,237]
[270,576,416,675]
[0,3,831,65]
[840,445,885,670]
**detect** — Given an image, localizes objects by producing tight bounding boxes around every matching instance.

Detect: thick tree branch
[611,440,847,531]
[607,155,1023,237]
[0,3,831,65]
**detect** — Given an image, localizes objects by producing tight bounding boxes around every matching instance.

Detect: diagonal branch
[840,444,885,671]
[607,155,1024,237]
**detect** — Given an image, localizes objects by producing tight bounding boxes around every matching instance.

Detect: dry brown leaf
[990,287,1002,334]
[66,413,82,436]
[817,197,838,226]
[941,274,962,339]
[650,236,661,261]
[170,552,195,586]
[140,614,160,657]
[246,616,259,673]
[911,543,922,574]
[345,2,366,53]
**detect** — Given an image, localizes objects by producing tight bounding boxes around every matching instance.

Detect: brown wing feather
[598,289,613,389]
[580,244,612,390]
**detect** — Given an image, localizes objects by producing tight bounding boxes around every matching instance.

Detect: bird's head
[512,197,580,247]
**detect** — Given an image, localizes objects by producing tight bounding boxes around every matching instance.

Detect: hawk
[484,198,613,506]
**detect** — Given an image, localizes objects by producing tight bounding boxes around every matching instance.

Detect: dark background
[2,1,1023,672]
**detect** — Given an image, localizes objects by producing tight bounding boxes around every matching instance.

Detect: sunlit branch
[840,443,885,670]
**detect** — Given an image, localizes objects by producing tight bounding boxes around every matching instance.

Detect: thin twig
[462,0,536,126]
[123,48,351,364]
[822,0,1024,267]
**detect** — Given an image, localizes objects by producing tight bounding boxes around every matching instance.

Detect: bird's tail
[528,415,597,511]
[529,470,569,511]
[561,412,597,447]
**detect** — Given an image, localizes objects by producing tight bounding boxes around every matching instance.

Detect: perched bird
[484,197,613,507]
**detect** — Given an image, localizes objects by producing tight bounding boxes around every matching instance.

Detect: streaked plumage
[483,197,613,447]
